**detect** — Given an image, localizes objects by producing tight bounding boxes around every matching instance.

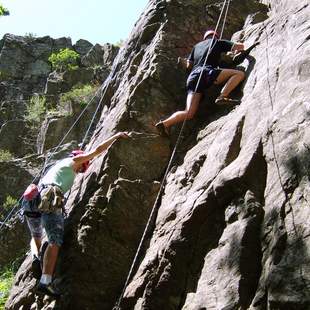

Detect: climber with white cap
[155,29,245,136]
[22,131,130,298]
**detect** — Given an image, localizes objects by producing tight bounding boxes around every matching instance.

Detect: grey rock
[102,43,119,67]
[74,39,93,56]
[0,120,28,156]
[81,43,119,67]
[44,68,94,96]
[25,60,51,77]
[0,215,28,270]
[81,43,105,67]
[52,37,72,51]
[5,0,310,310]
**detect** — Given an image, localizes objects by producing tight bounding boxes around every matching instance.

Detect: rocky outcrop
[73,39,93,56]
[0,34,118,157]
[36,94,101,153]
[81,43,119,68]
[0,160,35,205]
[0,33,119,276]
[44,68,94,96]
[5,0,310,309]
[0,215,28,270]
[0,120,28,155]
[0,34,71,84]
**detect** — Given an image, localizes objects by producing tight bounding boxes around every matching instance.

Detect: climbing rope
[80,83,109,149]
[113,1,230,308]
[220,0,231,39]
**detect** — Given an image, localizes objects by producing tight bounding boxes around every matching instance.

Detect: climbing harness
[113,1,232,309]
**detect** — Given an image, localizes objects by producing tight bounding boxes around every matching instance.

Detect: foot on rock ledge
[215,96,240,106]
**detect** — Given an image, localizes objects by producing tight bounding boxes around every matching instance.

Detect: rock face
[5,0,310,310]
[0,34,71,88]
[0,34,118,157]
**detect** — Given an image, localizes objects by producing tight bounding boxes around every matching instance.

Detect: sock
[40,274,52,285]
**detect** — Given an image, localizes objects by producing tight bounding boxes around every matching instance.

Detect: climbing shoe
[31,255,42,280]
[37,282,61,298]
[155,121,169,137]
[215,96,240,106]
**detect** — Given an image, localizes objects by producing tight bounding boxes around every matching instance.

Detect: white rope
[113,1,230,309]
[80,46,125,149]
[80,84,108,149]
[220,0,231,39]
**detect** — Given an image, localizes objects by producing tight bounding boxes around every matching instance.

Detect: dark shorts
[186,66,221,93]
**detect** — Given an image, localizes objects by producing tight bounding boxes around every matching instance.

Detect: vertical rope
[220,0,231,39]
[113,2,229,308]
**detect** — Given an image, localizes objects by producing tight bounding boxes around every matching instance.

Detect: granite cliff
[3,0,310,309]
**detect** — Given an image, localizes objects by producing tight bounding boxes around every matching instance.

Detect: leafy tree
[48,48,80,72]
[60,84,96,109]
[0,4,9,16]
[0,149,13,162]
[0,195,17,222]
[25,95,46,123]
[0,267,14,308]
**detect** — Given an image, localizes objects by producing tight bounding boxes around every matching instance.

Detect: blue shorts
[25,211,64,246]
[186,66,221,93]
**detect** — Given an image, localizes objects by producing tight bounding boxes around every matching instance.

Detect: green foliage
[60,84,96,108]
[0,4,9,16]
[25,95,46,123]
[0,70,10,81]
[0,255,25,308]
[0,150,13,162]
[0,267,14,308]
[3,196,17,212]
[48,48,80,72]
[0,196,17,222]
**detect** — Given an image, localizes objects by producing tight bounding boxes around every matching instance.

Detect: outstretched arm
[73,132,130,165]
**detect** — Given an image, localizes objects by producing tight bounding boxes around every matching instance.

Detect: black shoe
[37,282,61,298]
[155,121,169,137]
[31,256,42,280]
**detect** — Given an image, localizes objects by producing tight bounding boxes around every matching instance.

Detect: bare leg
[162,92,202,128]
[214,69,245,98]
[42,243,59,276]
[31,237,41,257]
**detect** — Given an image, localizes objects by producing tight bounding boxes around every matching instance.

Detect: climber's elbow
[232,42,244,52]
